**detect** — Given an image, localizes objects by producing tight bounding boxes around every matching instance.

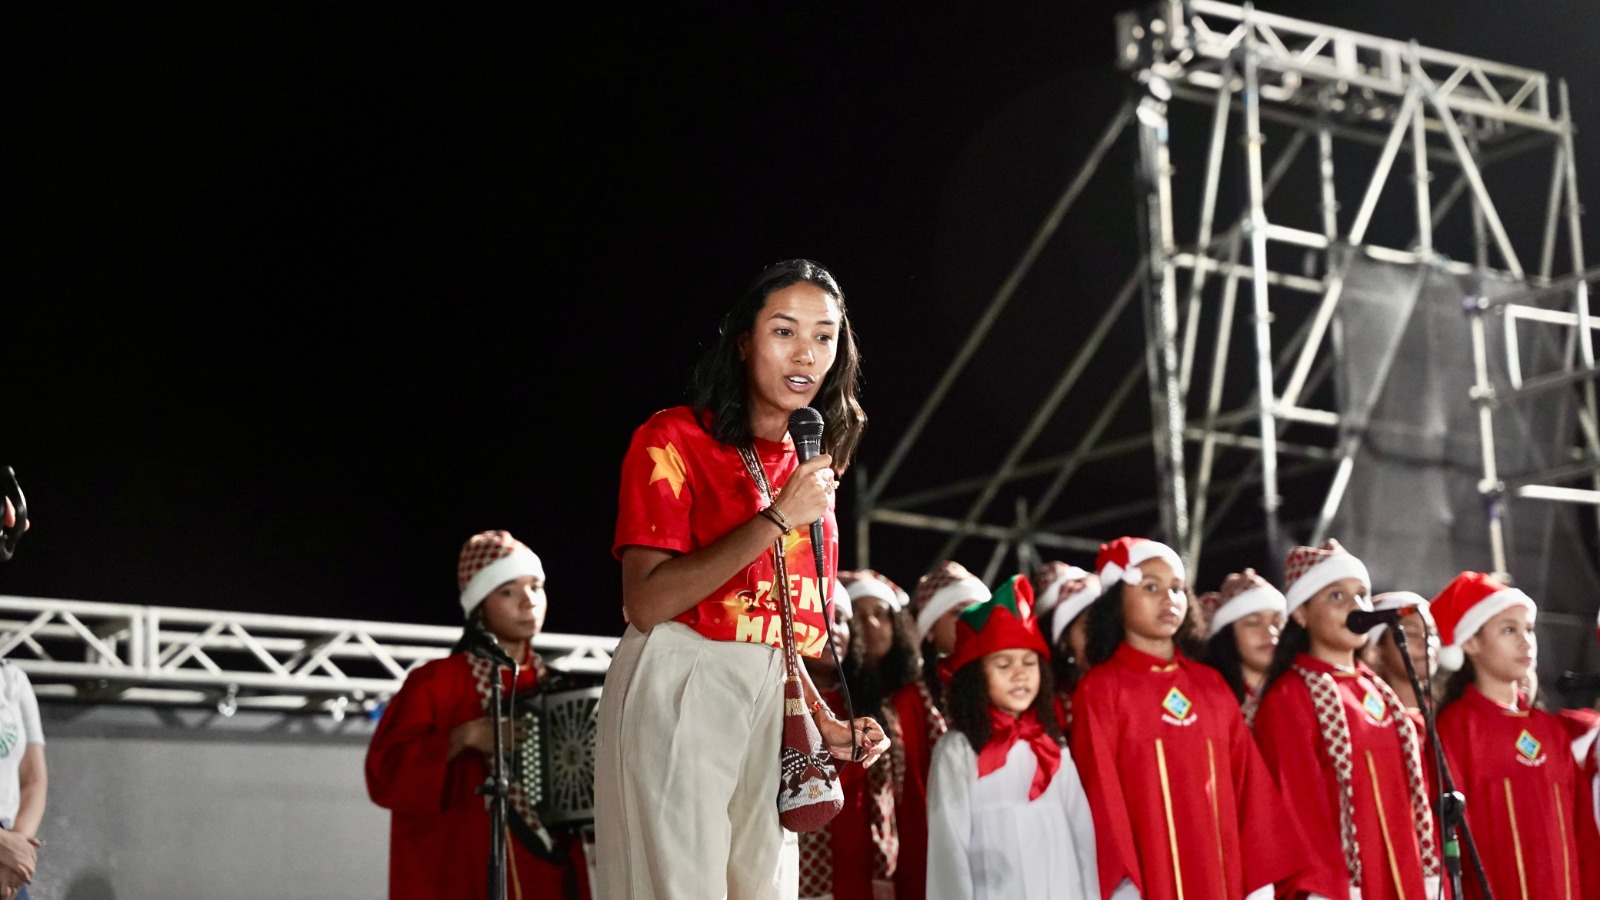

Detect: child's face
[854,597,895,664]
[1121,558,1187,644]
[982,648,1041,715]
[1464,606,1536,686]
[1293,577,1369,655]
[1233,610,1285,675]
[931,607,962,655]
[481,575,547,644]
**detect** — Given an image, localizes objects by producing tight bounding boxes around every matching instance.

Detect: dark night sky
[5,2,1598,639]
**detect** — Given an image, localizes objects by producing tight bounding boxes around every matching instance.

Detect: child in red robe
[1036,561,1099,733]
[927,574,1097,899]
[801,571,945,900]
[1253,540,1439,900]
[1197,569,1286,725]
[914,560,991,714]
[1071,537,1305,900]
[365,530,589,900]
[1431,572,1586,900]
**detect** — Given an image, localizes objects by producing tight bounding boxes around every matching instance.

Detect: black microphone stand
[472,639,519,900]
[1390,624,1493,900]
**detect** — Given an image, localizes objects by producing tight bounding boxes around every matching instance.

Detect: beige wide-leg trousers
[594,621,799,900]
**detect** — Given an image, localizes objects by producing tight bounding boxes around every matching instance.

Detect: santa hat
[1050,574,1103,646]
[458,530,545,617]
[914,560,991,640]
[840,569,907,613]
[1206,569,1287,639]
[1283,539,1369,616]
[828,578,852,622]
[1429,572,1536,671]
[1034,561,1090,616]
[1364,591,1435,646]
[948,574,1051,674]
[1095,537,1186,587]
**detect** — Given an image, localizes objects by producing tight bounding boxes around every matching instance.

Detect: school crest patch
[1515,730,1542,761]
[1161,686,1193,720]
[1361,689,1387,723]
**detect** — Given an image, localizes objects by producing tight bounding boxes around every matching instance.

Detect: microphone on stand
[1345,604,1424,635]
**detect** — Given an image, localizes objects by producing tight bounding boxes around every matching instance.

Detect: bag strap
[737,444,859,755]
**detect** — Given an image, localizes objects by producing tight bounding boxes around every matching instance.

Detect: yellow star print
[647,443,687,499]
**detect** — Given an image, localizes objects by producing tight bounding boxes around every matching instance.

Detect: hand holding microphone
[771,453,835,527]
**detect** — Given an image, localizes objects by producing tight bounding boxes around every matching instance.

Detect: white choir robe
[926,732,1099,900]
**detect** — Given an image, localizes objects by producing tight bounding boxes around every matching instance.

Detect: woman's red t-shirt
[614,406,837,658]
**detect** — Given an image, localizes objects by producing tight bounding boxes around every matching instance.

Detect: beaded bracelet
[808,698,829,717]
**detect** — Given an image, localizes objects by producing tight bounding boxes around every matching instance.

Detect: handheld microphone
[788,407,829,557]
[1345,605,1423,635]
[1558,671,1600,693]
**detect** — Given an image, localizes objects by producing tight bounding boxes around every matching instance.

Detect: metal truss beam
[0,595,617,716]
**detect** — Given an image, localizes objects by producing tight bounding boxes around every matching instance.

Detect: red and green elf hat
[947,574,1052,673]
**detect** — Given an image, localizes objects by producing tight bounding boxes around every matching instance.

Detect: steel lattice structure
[856,0,1597,587]
[0,594,616,717]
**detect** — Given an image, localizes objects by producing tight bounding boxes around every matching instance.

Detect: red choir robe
[1071,643,1307,900]
[1575,718,1600,900]
[366,653,589,900]
[1436,686,1583,900]
[1253,655,1430,900]
[801,682,944,900]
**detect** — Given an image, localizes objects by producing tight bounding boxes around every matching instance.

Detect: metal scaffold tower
[856,0,1598,591]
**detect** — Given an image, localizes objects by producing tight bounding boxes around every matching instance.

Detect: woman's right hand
[448,717,511,759]
[772,454,835,526]
[0,831,38,885]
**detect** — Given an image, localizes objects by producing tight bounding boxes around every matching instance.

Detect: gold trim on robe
[1156,738,1186,900]
[1503,778,1529,900]
[1207,739,1228,899]
[1364,749,1408,899]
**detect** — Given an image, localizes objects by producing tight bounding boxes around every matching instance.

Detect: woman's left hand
[817,715,890,767]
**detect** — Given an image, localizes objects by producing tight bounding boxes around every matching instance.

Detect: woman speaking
[594,259,890,900]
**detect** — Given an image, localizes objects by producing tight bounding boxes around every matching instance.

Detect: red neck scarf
[975,706,1061,801]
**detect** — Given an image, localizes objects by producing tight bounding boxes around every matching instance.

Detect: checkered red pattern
[1221,568,1273,604]
[913,560,977,614]
[1032,561,1089,614]
[1284,539,1348,594]
[458,530,526,591]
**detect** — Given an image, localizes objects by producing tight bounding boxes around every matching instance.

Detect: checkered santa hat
[1033,561,1090,616]
[1364,591,1436,646]
[1095,536,1185,588]
[1032,562,1100,646]
[1428,572,1535,671]
[948,574,1051,674]
[457,530,545,617]
[840,569,908,613]
[1206,568,1287,639]
[913,560,991,640]
[1283,539,1369,616]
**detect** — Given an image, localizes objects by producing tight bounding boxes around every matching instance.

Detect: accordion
[506,681,602,862]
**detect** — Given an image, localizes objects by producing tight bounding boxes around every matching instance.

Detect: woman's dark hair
[1204,623,1250,704]
[691,259,867,470]
[1439,659,1475,710]
[1263,618,1312,691]
[947,655,1064,752]
[843,608,923,725]
[1083,581,1205,668]
[451,605,497,657]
